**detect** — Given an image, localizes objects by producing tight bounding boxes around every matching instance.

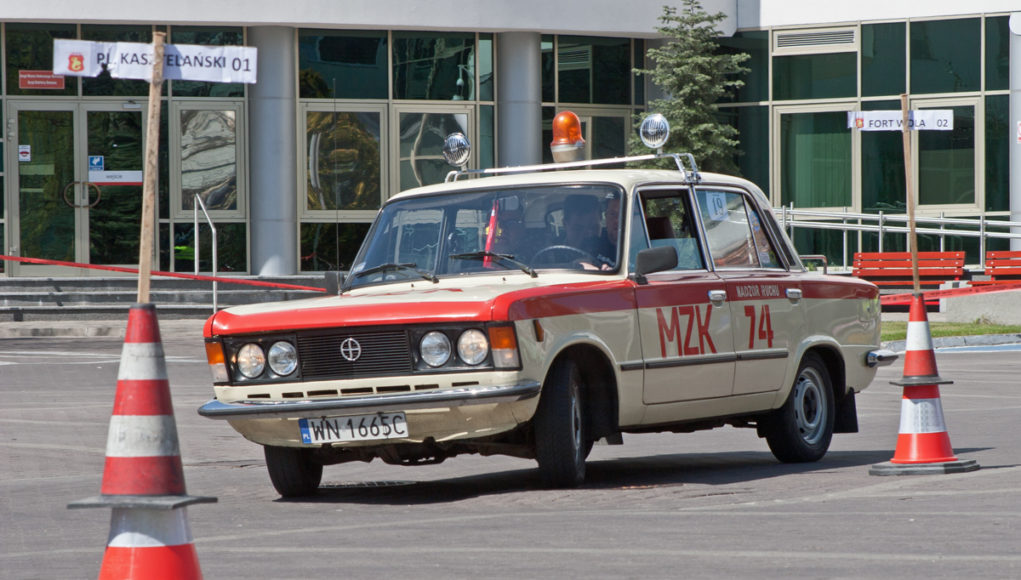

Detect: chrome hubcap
[794,368,826,445]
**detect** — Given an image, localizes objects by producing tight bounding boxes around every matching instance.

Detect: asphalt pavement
[2,311,1020,579]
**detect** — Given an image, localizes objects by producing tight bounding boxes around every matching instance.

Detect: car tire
[264,445,323,498]
[762,352,835,463]
[534,359,588,488]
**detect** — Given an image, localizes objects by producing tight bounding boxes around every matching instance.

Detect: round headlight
[236,343,266,379]
[420,331,452,367]
[267,341,298,376]
[640,113,670,150]
[457,329,489,365]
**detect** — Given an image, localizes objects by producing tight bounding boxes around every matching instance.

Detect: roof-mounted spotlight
[442,132,471,170]
[640,113,670,152]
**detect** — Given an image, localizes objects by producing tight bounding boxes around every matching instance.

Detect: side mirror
[324,271,345,295]
[634,246,678,284]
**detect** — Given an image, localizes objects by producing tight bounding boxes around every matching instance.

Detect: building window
[718,30,768,103]
[860,101,905,213]
[861,22,905,97]
[300,222,371,271]
[779,111,851,208]
[773,53,856,100]
[299,30,388,99]
[172,102,245,217]
[170,26,245,97]
[172,222,247,273]
[730,105,769,196]
[910,18,980,94]
[557,36,630,105]
[541,36,555,102]
[986,94,1009,212]
[304,108,384,212]
[5,23,77,96]
[81,25,153,97]
[396,110,469,190]
[986,16,1010,91]
[392,32,475,101]
[918,104,975,206]
[478,33,494,102]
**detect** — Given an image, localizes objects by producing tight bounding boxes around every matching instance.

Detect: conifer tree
[632,1,749,174]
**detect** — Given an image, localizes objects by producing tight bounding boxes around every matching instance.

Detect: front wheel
[264,446,323,498]
[534,360,589,488]
[762,353,835,463]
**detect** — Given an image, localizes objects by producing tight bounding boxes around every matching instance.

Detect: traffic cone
[870,294,979,475]
[69,304,215,578]
[102,302,185,496]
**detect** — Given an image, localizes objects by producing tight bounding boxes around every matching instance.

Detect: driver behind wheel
[562,193,616,270]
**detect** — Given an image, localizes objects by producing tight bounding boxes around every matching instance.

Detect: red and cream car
[199,115,894,497]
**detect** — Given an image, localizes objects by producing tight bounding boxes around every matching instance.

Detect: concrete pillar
[1010,14,1021,250]
[248,26,297,275]
[496,32,542,167]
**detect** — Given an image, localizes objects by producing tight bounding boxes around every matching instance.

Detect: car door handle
[786,288,803,303]
[708,289,727,307]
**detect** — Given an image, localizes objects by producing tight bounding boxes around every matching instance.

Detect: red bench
[971,251,1021,285]
[852,251,965,290]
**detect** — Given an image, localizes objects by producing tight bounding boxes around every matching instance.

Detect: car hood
[205,274,633,337]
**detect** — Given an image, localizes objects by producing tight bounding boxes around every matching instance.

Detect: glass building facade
[719,15,1013,264]
[0,11,1014,275]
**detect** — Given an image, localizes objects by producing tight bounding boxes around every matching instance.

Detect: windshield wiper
[352,262,438,283]
[450,252,538,278]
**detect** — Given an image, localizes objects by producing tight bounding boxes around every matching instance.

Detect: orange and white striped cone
[870,294,979,475]
[69,304,215,579]
[102,303,185,496]
[99,508,203,579]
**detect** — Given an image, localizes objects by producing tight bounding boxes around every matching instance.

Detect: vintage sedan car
[199,115,894,496]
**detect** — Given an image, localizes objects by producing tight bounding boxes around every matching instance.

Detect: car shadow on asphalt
[276,447,984,506]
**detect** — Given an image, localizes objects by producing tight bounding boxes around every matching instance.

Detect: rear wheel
[762,353,835,463]
[534,360,589,488]
[264,446,323,498]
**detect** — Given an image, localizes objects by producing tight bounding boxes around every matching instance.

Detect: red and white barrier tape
[880,281,1021,305]
[0,255,326,293]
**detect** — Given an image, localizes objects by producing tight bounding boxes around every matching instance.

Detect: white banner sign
[847,110,953,131]
[53,39,257,84]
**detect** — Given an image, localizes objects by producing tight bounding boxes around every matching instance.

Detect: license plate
[299,412,408,444]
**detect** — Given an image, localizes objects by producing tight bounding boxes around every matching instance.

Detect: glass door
[773,104,859,211]
[910,97,980,211]
[8,102,146,276]
[10,105,76,276]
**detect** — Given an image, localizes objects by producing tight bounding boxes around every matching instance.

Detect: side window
[746,203,780,268]
[697,189,780,269]
[639,190,705,270]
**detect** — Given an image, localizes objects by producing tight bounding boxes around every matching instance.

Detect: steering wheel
[532,244,594,266]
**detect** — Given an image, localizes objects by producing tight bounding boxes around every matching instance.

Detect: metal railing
[776,205,1021,270]
[193,196,218,312]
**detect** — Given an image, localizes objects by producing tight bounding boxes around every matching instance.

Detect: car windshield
[345,184,624,290]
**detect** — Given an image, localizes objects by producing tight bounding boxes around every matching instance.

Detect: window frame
[169,99,247,220]
[298,101,389,220]
[694,186,788,272]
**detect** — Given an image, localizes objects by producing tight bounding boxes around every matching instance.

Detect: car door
[694,187,805,396]
[633,187,736,404]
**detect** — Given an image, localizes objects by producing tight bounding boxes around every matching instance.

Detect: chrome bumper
[198,381,542,420]
[866,349,899,368]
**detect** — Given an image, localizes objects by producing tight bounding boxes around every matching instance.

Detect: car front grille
[296,329,412,381]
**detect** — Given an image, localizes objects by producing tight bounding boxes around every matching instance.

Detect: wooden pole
[901,94,921,294]
[137,32,165,303]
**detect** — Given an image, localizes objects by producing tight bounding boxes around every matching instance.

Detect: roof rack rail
[444,152,701,184]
